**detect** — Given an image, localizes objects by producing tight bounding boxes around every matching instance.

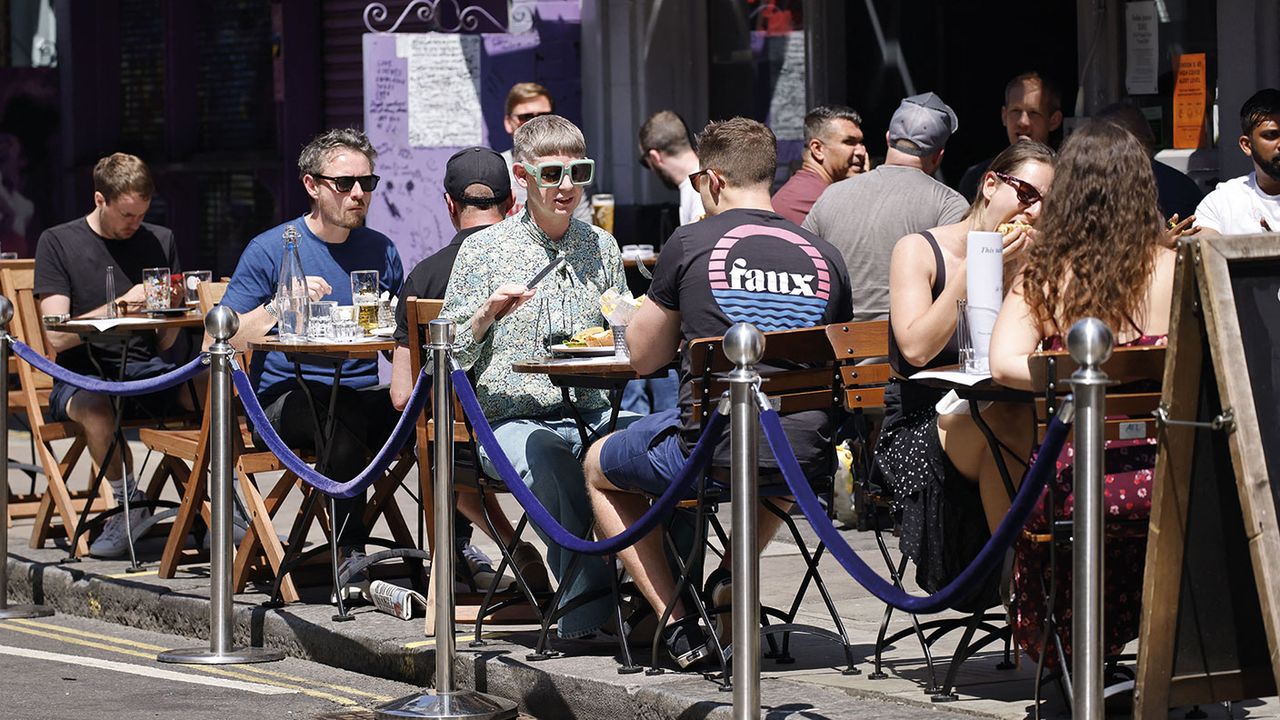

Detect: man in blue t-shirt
[584,118,853,668]
[216,128,404,599]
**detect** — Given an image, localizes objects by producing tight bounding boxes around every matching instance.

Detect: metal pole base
[374,690,518,719]
[0,604,55,620]
[156,646,285,665]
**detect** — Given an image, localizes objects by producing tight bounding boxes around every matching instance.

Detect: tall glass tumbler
[350,270,380,332]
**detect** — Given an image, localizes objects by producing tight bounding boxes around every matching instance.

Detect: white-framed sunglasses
[520,159,595,189]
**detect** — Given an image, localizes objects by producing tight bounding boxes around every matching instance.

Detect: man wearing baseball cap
[390,147,550,594]
[803,92,969,321]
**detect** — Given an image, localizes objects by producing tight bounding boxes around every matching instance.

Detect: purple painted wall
[363,1,582,274]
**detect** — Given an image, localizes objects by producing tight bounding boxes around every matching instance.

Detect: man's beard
[325,204,365,230]
[1254,142,1280,182]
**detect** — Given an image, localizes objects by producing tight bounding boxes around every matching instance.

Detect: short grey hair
[513,115,586,164]
[298,128,377,180]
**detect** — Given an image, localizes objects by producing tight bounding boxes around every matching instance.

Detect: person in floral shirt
[441,114,634,638]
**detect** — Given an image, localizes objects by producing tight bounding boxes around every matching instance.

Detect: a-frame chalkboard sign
[1136,235,1280,717]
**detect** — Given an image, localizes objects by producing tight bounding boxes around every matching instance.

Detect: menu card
[966,231,1004,373]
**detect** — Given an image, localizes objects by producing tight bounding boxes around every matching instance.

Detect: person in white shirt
[638,110,705,225]
[498,82,592,223]
[1195,88,1280,235]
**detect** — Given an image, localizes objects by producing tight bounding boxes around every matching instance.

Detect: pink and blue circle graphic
[707,224,831,331]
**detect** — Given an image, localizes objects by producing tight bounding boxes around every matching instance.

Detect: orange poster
[1172,53,1208,149]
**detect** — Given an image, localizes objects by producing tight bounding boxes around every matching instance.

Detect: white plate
[549,344,616,356]
[371,326,395,337]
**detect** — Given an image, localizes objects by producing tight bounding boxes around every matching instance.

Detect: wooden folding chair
[1021,344,1166,708]
[0,265,107,555]
[2,258,50,527]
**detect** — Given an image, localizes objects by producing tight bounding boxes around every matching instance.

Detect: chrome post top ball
[205,304,240,341]
[723,322,765,368]
[1067,317,1114,368]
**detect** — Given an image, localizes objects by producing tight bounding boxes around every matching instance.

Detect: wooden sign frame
[1136,235,1280,716]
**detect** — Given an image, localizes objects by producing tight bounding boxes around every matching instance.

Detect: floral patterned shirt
[441,209,628,423]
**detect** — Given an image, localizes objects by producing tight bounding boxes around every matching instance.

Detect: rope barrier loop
[10,338,209,396]
[230,359,430,499]
[757,394,1072,615]
[450,367,729,556]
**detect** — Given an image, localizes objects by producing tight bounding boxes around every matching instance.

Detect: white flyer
[966,231,1004,373]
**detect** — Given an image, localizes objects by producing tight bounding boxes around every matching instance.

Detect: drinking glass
[350,270,380,332]
[956,298,975,373]
[309,300,337,340]
[183,270,212,304]
[143,267,171,311]
[331,305,358,339]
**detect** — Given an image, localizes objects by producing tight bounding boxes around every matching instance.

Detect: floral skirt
[1011,438,1156,665]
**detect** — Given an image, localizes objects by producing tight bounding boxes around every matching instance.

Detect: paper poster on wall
[1125,1,1158,95]
[396,34,483,147]
[1172,53,1208,149]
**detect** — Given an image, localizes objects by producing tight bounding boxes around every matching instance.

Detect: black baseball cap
[444,147,510,205]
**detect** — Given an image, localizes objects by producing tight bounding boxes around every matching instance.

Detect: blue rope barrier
[10,339,207,396]
[230,362,428,499]
[451,367,729,556]
[759,403,1071,614]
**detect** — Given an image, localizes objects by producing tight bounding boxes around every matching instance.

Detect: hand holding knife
[493,255,564,321]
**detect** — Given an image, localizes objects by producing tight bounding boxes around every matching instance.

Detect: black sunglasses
[511,111,552,123]
[993,171,1043,206]
[313,174,380,193]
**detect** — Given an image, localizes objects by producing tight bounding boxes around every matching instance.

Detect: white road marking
[0,643,295,696]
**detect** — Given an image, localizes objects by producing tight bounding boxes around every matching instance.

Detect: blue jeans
[477,406,640,638]
[620,370,680,415]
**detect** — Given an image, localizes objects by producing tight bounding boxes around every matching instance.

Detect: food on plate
[564,326,613,348]
[997,222,1034,235]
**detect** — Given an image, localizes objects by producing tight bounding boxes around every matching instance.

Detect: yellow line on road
[0,621,361,707]
[8,618,391,701]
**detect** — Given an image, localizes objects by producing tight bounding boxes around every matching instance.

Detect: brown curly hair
[1021,120,1163,337]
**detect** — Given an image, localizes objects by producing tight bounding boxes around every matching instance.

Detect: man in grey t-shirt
[804,92,969,321]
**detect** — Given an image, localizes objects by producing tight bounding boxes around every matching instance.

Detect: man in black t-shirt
[34,152,197,558]
[389,147,549,593]
[584,118,853,667]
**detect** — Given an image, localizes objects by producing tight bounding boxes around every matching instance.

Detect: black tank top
[885,230,960,426]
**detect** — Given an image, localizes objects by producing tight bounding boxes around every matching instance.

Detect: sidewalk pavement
[2,434,1263,719]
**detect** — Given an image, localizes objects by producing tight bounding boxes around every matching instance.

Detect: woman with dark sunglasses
[872,140,1054,606]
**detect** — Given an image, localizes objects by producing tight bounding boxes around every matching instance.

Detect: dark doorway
[844,0,1079,187]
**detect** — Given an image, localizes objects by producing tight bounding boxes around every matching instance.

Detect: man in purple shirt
[771,106,868,225]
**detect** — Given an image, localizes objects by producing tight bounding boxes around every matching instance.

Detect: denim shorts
[597,408,693,495]
[48,356,187,423]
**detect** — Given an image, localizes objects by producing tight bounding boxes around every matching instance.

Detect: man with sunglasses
[441,114,632,640]
[498,82,592,224]
[217,127,404,602]
[804,92,968,322]
[583,117,853,668]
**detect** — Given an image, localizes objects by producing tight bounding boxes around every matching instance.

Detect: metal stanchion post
[724,322,763,720]
[0,296,53,620]
[376,318,517,720]
[1068,318,1112,720]
[158,306,283,665]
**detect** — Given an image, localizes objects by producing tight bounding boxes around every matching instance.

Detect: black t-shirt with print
[648,207,853,472]
[34,217,180,376]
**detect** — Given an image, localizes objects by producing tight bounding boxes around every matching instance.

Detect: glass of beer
[350,270,380,332]
[590,194,615,234]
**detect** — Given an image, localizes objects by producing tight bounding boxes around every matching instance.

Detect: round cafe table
[512,352,671,445]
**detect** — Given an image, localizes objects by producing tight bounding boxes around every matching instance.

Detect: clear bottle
[276,225,309,341]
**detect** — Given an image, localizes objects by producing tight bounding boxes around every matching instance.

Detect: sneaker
[456,542,498,592]
[703,566,732,644]
[510,541,551,594]
[662,616,712,669]
[89,503,153,559]
[333,546,371,604]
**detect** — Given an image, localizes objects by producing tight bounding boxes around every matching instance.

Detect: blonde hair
[513,115,586,164]
[505,82,553,116]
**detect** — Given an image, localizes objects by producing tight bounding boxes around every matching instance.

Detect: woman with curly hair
[989,118,1175,664]
[874,140,1054,605]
